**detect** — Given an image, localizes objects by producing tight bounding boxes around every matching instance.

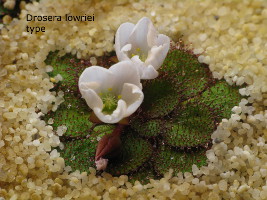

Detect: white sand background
[0,0,267,199]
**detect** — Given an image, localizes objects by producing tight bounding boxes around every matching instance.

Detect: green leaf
[128,164,156,185]
[153,145,207,176]
[142,78,180,118]
[162,102,216,147]
[45,93,91,137]
[61,137,98,173]
[0,4,9,16]
[199,80,243,120]
[160,48,212,99]
[107,130,153,176]
[92,124,115,138]
[131,119,163,138]
[45,51,89,93]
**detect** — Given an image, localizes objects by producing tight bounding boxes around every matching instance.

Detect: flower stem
[112,124,125,137]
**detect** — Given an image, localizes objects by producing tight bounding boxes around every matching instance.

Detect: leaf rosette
[44,42,242,181]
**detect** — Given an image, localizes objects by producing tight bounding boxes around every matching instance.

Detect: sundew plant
[44,18,242,183]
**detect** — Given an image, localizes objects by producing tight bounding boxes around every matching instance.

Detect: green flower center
[100,88,121,114]
[131,48,147,62]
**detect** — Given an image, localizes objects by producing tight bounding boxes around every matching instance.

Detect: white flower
[115,17,170,79]
[79,61,144,124]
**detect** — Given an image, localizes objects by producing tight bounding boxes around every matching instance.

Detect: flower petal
[141,64,159,79]
[121,83,144,116]
[145,39,170,70]
[80,88,103,110]
[128,17,152,52]
[146,20,158,48]
[118,43,132,61]
[79,81,100,92]
[93,99,127,123]
[109,61,142,92]
[131,56,159,79]
[130,55,145,78]
[156,34,170,47]
[79,66,116,93]
[131,55,143,65]
[115,22,135,61]
[121,43,132,53]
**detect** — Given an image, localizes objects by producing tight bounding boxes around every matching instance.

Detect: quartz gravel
[0,0,267,199]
